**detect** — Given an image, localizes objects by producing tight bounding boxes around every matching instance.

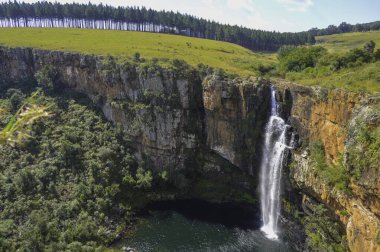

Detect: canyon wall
[275,81,380,252]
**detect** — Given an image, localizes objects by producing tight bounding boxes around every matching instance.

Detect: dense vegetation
[309,20,380,37]
[0,1,314,51]
[308,141,349,192]
[303,204,346,252]
[0,77,158,250]
[277,40,380,93]
[346,105,380,188]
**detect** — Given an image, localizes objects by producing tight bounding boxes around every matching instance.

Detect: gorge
[0,46,379,251]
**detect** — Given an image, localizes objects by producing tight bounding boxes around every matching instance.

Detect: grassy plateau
[0,27,276,76]
[0,27,379,93]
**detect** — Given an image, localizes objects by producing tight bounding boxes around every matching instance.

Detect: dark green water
[124,200,296,252]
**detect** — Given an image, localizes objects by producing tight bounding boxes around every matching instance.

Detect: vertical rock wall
[275,81,380,252]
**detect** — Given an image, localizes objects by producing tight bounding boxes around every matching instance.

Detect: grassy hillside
[284,61,380,93]
[316,31,380,53]
[280,31,380,94]
[0,27,276,76]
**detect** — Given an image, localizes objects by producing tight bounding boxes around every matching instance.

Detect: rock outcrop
[275,81,380,252]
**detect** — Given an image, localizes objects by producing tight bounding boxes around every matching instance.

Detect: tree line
[308,21,380,37]
[0,1,315,51]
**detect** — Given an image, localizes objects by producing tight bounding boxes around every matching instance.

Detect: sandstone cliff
[275,81,380,252]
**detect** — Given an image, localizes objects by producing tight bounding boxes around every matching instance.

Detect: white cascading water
[259,86,292,240]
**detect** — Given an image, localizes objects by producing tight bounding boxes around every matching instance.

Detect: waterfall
[259,86,292,240]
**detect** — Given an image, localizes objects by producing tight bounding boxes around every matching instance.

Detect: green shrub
[309,141,349,192]
[346,120,380,181]
[278,46,327,73]
[35,65,57,92]
[304,204,346,251]
[6,88,25,111]
[374,49,380,61]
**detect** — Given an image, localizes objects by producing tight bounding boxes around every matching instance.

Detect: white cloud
[226,0,256,14]
[277,0,314,12]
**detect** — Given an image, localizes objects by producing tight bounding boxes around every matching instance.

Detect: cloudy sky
[3,0,379,32]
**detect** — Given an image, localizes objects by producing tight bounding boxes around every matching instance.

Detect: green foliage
[282,39,380,93]
[374,49,380,61]
[309,141,328,171]
[135,167,153,189]
[376,230,380,245]
[123,167,153,189]
[159,170,168,181]
[309,141,349,192]
[364,40,376,54]
[346,119,380,182]
[304,204,346,252]
[277,45,296,59]
[0,86,153,250]
[340,210,348,216]
[331,46,373,71]
[278,46,327,72]
[133,52,141,62]
[0,90,51,146]
[6,88,25,111]
[278,40,376,72]
[35,65,57,92]
[254,63,275,77]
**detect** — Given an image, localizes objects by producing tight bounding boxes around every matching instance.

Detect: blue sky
[5,0,380,32]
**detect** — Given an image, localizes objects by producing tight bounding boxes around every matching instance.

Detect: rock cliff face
[275,81,380,252]
[0,46,270,201]
[203,75,269,174]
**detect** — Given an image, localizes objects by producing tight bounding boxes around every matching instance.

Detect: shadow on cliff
[141,199,262,230]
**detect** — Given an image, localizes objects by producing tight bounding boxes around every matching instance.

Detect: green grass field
[0,27,378,93]
[0,27,276,76]
[316,31,380,53]
[284,62,380,93]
